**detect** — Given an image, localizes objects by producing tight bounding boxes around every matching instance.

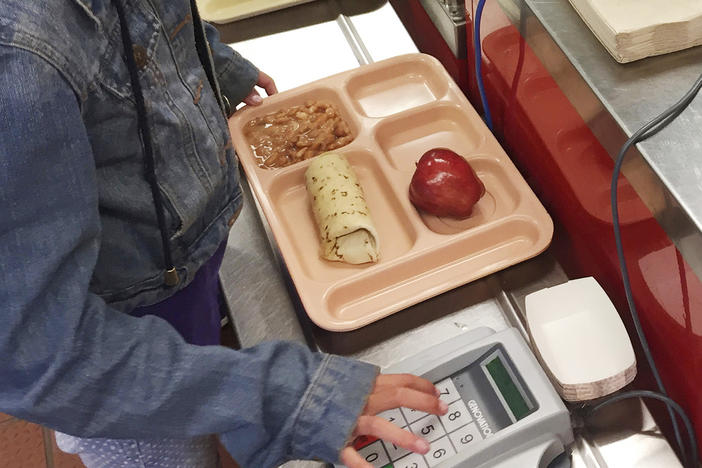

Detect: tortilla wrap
[305,153,379,264]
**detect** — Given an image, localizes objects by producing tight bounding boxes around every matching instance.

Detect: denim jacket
[0,1,378,466]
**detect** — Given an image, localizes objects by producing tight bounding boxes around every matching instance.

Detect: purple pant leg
[131,241,227,346]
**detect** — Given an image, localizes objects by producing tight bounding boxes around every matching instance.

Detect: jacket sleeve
[0,45,377,467]
[203,21,259,106]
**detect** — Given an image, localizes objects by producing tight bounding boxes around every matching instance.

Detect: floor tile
[0,419,47,468]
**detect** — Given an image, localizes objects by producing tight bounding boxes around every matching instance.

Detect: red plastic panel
[467,3,702,454]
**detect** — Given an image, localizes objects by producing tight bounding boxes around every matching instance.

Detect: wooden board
[197,0,317,24]
[568,0,702,63]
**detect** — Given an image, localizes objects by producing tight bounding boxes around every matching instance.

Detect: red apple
[409,148,485,219]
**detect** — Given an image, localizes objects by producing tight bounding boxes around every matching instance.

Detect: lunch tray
[228,53,553,331]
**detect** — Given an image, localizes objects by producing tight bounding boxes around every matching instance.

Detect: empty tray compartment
[346,56,449,118]
[375,104,484,172]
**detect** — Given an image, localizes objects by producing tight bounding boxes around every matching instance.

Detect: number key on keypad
[378,408,406,428]
[434,378,460,405]
[426,436,456,467]
[439,399,471,433]
[393,452,429,468]
[353,435,379,451]
[409,414,446,442]
[449,421,483,453]
[358,440,390,468]
[383,439,411,461]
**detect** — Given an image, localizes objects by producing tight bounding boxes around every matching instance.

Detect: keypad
[351,377,489,468]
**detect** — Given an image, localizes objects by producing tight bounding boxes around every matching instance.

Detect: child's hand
[243,70,277,106]
[339,374,448,468]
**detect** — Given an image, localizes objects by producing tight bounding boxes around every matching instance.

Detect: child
[0,0,446,466]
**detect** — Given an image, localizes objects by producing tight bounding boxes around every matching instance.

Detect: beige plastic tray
[228,53,553,331]
[196,0,316,23]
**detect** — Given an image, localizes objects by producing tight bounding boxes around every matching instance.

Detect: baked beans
[243,100,354,169]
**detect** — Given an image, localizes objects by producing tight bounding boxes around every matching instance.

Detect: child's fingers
[364,386,447,416]
[256,71,277,96]
[339,446,373,468]
[374,373,438,396]
[355,415,430,455]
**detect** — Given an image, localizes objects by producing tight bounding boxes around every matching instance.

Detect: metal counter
[217,1,683,466]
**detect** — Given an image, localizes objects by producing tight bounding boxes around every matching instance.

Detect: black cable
[609,69,702,467]
[586,390,698,467]
[114,0,179,286]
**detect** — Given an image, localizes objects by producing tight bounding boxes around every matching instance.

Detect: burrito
[305,153,379,264]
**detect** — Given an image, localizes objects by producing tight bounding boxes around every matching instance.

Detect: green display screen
[485,357,531,421]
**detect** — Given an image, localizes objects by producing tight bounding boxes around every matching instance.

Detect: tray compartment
[416,157,521,235]
[265,148,418,282]
[374,104,484,172]
[239,86,361,172]
[418,191,497,236]
[346,58,449,118]
[323,216,544,326]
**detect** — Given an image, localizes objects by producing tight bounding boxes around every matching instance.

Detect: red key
[352,435,379,450]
